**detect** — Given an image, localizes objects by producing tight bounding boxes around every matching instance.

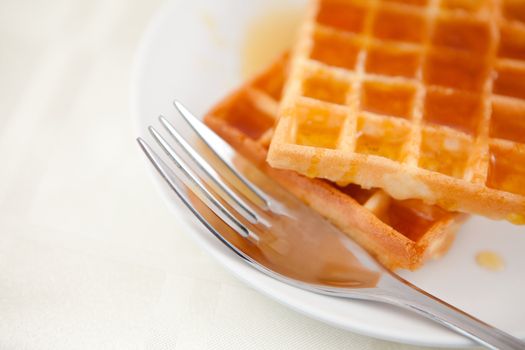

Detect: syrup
[486,148,525,196]
[476,251,505,272]
[490,100,525,144]
[295,104,346,149]
[241,6,303,79]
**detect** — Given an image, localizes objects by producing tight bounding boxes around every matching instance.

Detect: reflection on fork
[137,101,524,350]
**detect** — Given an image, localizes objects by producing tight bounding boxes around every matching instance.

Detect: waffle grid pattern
[269,0,525,222]
[205,56,465,270]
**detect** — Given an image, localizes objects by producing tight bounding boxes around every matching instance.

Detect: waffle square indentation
[302,72,350,105]
[361,81,416,119]
[310,29,362,70]
[423,89,482,135]
[498,24,525,60]
[316,0,368,34]
[365,45,420,78]
[487,147,525,196]
[418,129,471,178]
[489,99,525,144]
[493,63,525,100]
[294,103,346,149]
[432,17,490,54]
[372,7,427,43]
[502,1,525,23]
[424,51,487,92]
[355,116,410,161]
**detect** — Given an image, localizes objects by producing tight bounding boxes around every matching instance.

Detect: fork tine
[173,100,271,210]
[158,115,263,225]
[143,129,259,243]
[137,137,261,255]
[137,136,310,286]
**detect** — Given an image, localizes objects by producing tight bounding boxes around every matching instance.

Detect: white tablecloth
[0,0,457,348]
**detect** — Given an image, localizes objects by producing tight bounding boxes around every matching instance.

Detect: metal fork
[137,101,525,350]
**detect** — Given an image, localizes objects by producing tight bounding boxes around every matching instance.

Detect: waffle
[204,55,467,270]
[267,0,525,224]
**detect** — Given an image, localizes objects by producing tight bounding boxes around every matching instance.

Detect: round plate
[131,0,525,347]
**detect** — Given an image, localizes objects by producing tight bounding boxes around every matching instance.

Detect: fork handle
[376,279,524,350]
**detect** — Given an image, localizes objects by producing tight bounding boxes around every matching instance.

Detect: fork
[137,101,525,350]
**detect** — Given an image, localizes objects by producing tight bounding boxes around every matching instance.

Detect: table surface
[0,0,466,348]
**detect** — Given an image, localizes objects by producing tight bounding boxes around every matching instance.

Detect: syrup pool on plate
[241,6,304,78]
[476,251,505,272]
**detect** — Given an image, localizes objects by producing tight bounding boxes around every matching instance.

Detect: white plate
[131,0,525,347]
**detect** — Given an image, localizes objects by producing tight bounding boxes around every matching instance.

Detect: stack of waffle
[204,0,525,270]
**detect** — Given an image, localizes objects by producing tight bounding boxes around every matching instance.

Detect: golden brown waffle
[204,55,467,270]
[267,0,525,224]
